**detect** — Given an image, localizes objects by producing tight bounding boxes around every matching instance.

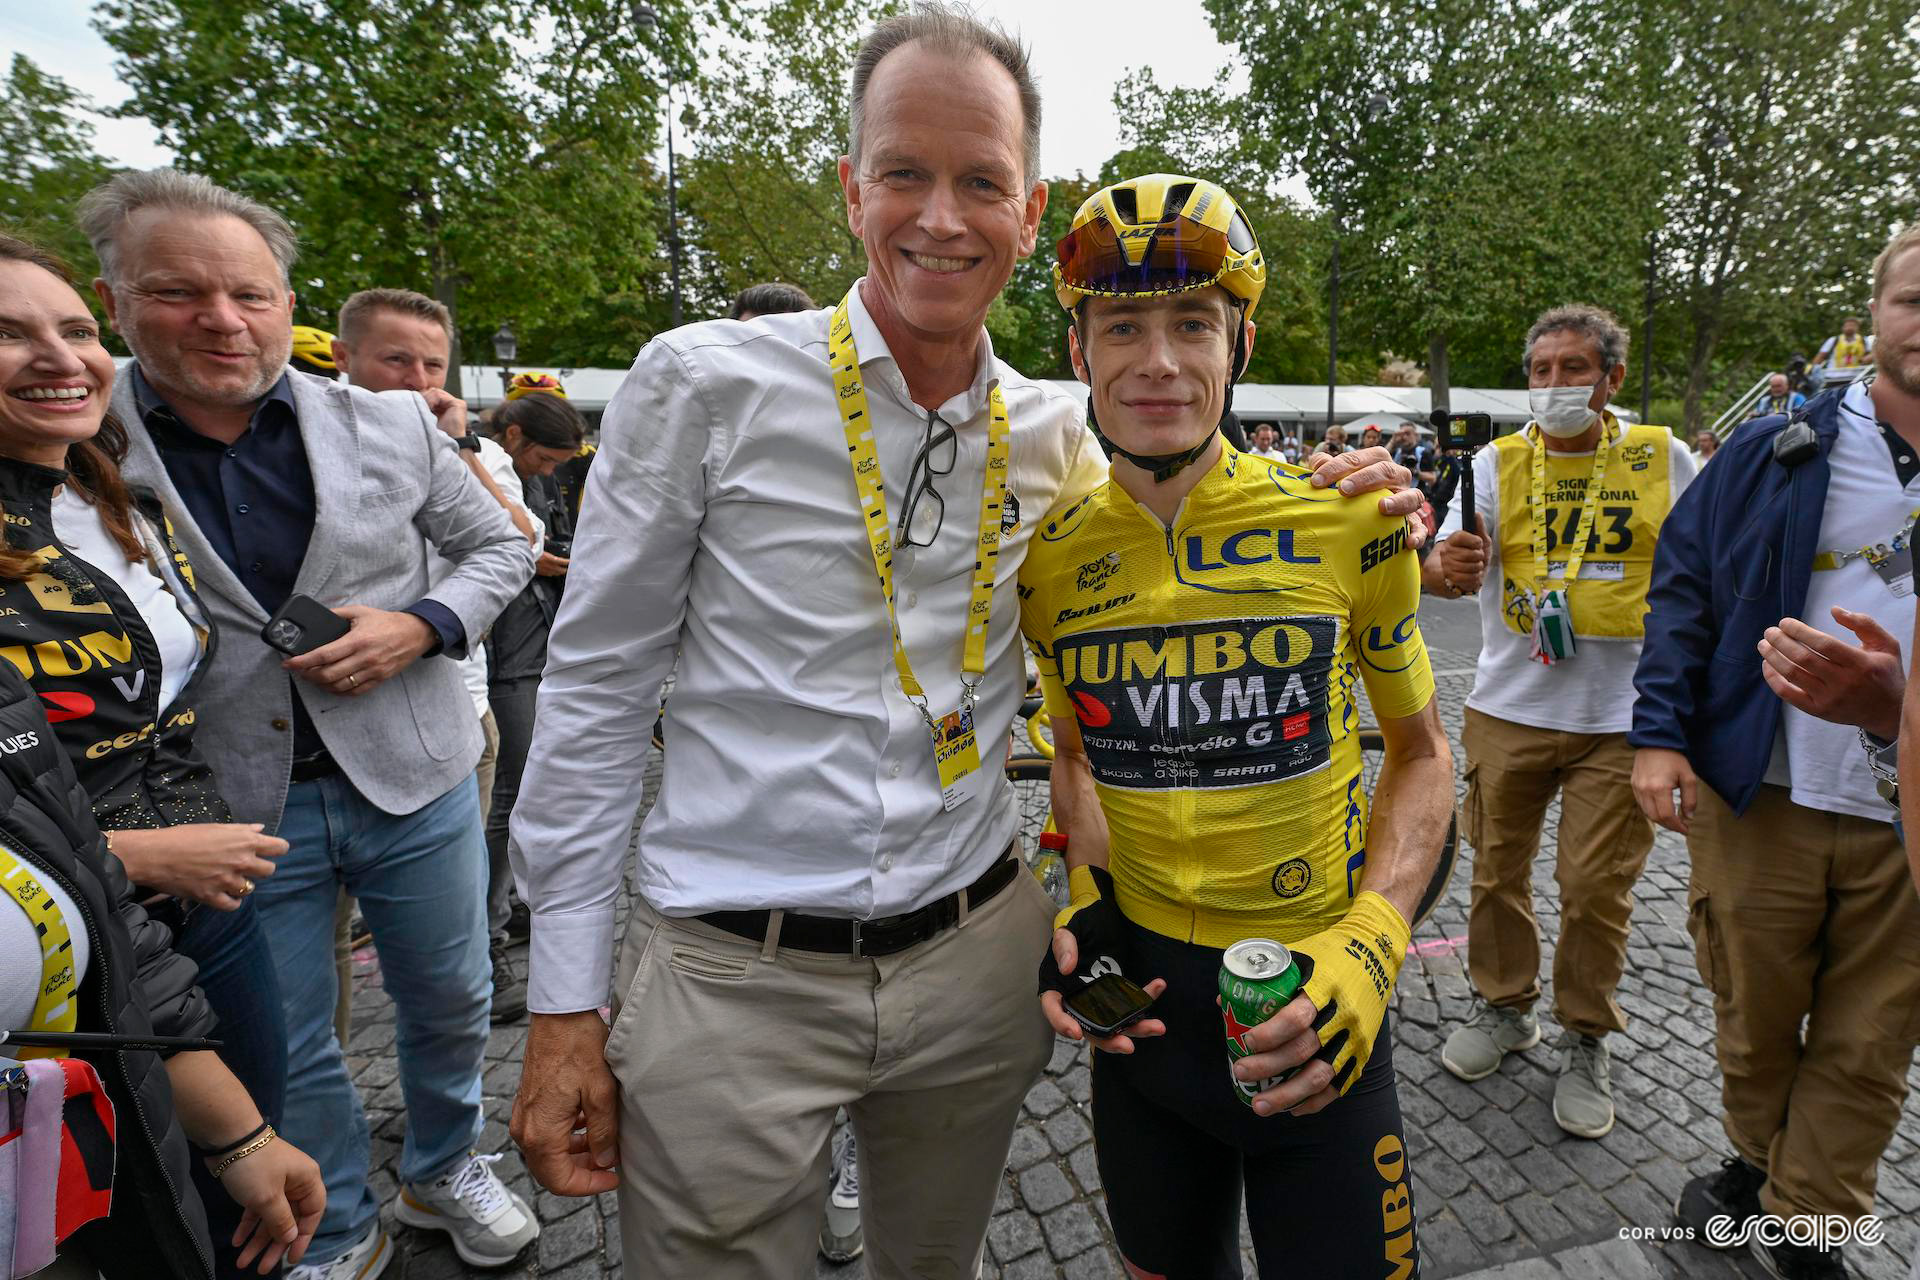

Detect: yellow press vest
[1831,335,1868,368]
[1493,420,1673,640]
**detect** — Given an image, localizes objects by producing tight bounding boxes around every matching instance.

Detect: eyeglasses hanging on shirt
[898,410,958,548]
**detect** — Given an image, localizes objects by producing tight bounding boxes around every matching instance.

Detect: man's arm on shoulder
[409,396,536,649]
[511,338,713,1015]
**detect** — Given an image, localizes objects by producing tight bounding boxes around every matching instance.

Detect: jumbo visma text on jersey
[1056,615,1338,790]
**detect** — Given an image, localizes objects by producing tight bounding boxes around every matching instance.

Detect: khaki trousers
[1687,783,1920,1220]
[1460,707,1656,1036]
[332,709,498,1048]
[605,865,1056,1278]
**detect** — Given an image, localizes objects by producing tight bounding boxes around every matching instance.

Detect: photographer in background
[482,390,583,1003]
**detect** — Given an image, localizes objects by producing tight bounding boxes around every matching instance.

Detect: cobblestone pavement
[342,597,1920,1278]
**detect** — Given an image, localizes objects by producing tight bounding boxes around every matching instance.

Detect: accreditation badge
[931,703,985,811]
[1528,588,1578,665]
[1867,542,1915,598]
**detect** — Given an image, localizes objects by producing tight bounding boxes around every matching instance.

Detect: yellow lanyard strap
[0,842,79,1060]
[828,291,1010,718]
[1529,420,1615,591]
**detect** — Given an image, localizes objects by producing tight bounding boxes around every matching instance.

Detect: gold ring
[348,673,358,687]
[238,879,255,897]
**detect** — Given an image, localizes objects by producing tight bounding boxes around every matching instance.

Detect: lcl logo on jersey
[1183,527,1320,573]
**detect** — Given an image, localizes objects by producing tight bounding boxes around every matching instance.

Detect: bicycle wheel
[1356,729,1459,929]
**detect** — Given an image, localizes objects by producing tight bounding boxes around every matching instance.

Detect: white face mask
[1529,381,1603,437]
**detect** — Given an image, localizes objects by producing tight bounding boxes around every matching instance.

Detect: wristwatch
[455,433,483,453]
[1859,728,1900,808]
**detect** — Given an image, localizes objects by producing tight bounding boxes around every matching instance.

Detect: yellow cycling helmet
[290,325,338,374]
[505,372,567,401]
[1053,174,1266,320]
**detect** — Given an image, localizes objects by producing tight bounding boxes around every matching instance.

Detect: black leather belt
[289,750,341,783]
[699,849,1020,958]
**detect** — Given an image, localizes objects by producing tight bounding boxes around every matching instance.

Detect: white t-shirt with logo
[1761,381,1915,822]
[1437,429,1698,734]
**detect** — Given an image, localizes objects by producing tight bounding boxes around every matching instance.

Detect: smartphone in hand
[261,594,351,656]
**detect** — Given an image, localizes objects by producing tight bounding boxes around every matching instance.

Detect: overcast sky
[5,0,1276,183]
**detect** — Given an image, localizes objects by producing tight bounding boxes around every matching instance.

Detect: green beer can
[1219,938,1305,1107]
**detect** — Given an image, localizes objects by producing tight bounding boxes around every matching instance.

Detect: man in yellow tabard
[1424,304,1698,1139]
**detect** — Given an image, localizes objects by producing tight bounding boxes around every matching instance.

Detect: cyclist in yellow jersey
[1021,174,1455,1279]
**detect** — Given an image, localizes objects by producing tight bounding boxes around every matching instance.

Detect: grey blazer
[113,367,535,829]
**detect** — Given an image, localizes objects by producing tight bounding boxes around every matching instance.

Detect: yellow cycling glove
[1287,891,1412,1095]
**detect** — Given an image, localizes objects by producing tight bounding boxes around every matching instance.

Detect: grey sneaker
[1553,1031,1615,1138]
[818,1129,862,1262]
[1440,1004,1540,1081]
[395,1150,539,1268]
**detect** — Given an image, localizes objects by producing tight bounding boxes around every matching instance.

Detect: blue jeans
[255,773,490,1259]
[172,895,287,1280]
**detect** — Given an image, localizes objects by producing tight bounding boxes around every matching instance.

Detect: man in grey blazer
[81,169,539,1280]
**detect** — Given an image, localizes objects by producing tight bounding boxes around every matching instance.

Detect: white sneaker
[817,1130,863,1262]
[285,1225,392,1280]
[395,1151,539,1268]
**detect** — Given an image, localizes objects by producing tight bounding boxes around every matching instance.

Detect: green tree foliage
[1128,0,1652,406]
[94,0,708,386]
[675,0,899,321]
[0,56,117,282]
[1598,0,1920,428]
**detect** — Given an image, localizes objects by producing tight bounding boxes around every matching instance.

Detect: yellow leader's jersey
[1019,443,1435,950]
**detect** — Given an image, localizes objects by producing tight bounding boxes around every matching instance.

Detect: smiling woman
[0,232,319,1280]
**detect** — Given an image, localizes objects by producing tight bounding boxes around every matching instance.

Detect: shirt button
[270,718,289,731]
[888,760,902,777]
[249,561,263,573]
[906,591,919,607]
[236,503,251,514]
[879,854,895,872]
[226,450,237,459]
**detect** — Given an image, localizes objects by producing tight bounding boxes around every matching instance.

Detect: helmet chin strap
[1084,316,1248,485]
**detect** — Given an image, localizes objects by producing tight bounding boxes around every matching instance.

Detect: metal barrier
[1708,366,1868,441]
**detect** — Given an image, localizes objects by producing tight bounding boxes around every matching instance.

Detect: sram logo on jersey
[1056,616,1338,790]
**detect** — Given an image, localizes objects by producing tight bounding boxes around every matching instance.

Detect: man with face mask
[1422,304,1697,1141]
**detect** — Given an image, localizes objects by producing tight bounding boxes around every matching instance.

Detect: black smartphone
[1063,972,1157,1037]
[260,594,351,656]
[1430,410,1494,451]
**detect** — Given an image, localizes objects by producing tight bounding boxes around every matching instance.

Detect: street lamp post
[631,3,684,328]
[493,323,517,402]
[1327,94,1390,440]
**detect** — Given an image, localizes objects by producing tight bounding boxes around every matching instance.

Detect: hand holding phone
[261,594,352,656]
[1062,972,1159,1037]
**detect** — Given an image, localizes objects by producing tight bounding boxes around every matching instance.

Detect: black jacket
[0,660,217,1279]
[487,471,571,683]
[0,459,233,839]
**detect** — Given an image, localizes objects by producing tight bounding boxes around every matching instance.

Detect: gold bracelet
[210,1126,276,1178]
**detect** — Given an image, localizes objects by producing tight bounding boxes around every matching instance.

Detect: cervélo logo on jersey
[1056,616,1338,790]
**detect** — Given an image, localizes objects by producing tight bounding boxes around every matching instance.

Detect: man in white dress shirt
[505,6,1422,1276]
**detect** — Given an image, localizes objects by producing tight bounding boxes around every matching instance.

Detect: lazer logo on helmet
[1057,616,1337,791]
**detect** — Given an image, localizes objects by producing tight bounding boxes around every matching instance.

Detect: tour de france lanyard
[0,842,79,1060]
[1528,418,1616,596]
[829,292,1010,810]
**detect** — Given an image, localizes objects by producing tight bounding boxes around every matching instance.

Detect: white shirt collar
[843,277,1001,425]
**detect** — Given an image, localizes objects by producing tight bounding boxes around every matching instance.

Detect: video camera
[1431,409,1493,453]
[1427,408,1494,572]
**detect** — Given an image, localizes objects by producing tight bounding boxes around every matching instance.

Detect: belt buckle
[850,919,865,961]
